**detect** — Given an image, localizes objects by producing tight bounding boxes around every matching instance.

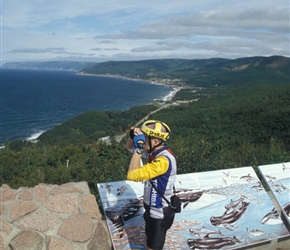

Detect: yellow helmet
[141,120,171,141]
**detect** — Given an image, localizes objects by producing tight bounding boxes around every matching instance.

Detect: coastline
[77,71,182,101]
[77,72,163,85]
[1,71,182,147]
[162,86,182,101]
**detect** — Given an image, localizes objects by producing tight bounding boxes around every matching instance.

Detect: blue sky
[1,0,289,64]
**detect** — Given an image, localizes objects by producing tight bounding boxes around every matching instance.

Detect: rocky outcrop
[0,182,112,250]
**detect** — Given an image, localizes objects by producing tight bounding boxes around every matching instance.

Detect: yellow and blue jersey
[127,145,177,219]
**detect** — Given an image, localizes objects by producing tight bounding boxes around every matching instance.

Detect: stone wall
[0,182,112,250]
[2,181,289,250]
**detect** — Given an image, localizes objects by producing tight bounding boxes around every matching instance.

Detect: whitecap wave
[25,131,45,142]
[152,88,178,102]
[162,87,182,101]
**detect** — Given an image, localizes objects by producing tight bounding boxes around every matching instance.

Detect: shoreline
[77,71,182,102]
[1,72,182,147]
[77,72,164,85]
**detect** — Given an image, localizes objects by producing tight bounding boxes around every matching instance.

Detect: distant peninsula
[1,61,96,71]
[79,55,290,87]
[2,56,289,88]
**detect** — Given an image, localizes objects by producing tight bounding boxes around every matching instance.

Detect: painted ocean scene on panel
[0,69,175,146]
[98,166,290,250]
[258,162,290,229]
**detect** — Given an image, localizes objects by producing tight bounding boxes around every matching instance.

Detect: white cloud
[9,47,65,54]
[1,0,289,63]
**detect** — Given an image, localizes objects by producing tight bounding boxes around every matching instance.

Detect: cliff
[0,182,112,250]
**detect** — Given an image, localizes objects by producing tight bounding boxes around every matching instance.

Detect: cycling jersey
[127,145,177,219]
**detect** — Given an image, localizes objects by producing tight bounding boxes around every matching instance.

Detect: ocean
[0,68,174,146]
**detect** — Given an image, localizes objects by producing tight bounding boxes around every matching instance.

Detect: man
[126,120,177,250]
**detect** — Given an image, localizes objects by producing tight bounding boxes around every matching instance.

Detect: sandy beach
[77,71,182,102]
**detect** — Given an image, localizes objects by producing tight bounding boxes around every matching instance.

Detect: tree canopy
[1,80,289,198]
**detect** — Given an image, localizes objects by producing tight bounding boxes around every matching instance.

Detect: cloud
[97,7,288,40]
[9,47,66,54]
[99,40,118,44]
[91,48,121,51]
[131,40,192,53]
[1,0,289,63]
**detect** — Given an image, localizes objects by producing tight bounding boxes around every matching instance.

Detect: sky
[1,0,289,64]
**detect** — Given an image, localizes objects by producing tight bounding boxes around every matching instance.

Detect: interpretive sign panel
[97,166,289,249]
[258,162,290,231]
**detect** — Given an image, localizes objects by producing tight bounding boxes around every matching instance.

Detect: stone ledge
[0,182,112,250]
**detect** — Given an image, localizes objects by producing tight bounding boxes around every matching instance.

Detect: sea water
[0,68,174,146]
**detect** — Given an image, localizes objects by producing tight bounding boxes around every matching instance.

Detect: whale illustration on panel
[98,165,290,250]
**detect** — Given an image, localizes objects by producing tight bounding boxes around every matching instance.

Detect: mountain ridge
[80,55,290,86]
[1,60,96,71]
[2,56,288,87]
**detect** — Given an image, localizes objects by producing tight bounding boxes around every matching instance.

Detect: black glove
[130,128,135,139]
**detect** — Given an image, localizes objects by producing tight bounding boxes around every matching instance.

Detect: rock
[60,182,76,193]
[46,236,82,250]
[57,214,94,242]
[18,189,33,200]
[88,221,112,250]
[0,220,13,235]
[44,193,78,213]
[9,230,44,250]
[59,182,85,194]
[82,194,101,220]
[0,181,111,249]
[0,204,5,215]
[49,185,64,196]
[0,185,16,202]
[74,181,91,194]
[0,235,4,250]
[34,184,48,202]
[10,201,39,221]
[17,213,63,232]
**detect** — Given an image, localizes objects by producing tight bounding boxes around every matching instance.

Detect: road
[115,104,171,143]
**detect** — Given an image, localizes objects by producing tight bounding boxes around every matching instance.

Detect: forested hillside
[2,61,96,71]
[81,56,290,87]
[1,79,289,195]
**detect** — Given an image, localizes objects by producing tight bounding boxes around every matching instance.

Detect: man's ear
[152,138,161,146]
